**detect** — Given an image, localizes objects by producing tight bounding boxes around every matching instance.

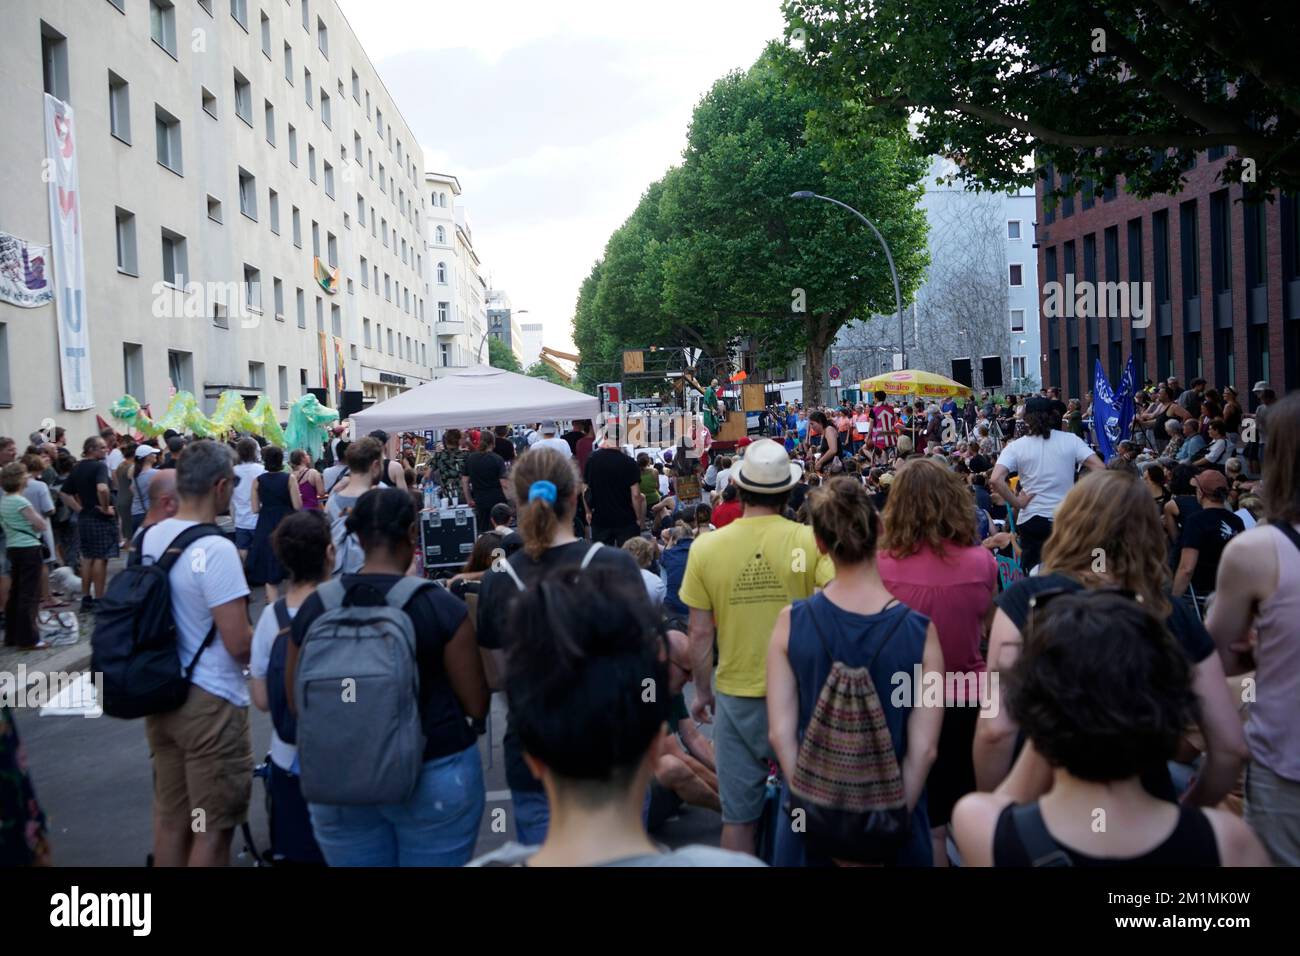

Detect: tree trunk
[804,339,826,408]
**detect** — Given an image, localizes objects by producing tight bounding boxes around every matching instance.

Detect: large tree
[573,44,930,406]
[525,361,571,387]
[487,336,521,374]
[783,0,1300,200]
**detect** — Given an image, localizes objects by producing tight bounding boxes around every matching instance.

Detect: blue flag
[1116,354,1138,450]
[1093,359,1120,461]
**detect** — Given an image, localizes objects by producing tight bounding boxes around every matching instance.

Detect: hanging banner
[313,257,339,295]
[318,331,331,389]
[0,231,53,308]
[333,335,346,405]
[43,94,94,409]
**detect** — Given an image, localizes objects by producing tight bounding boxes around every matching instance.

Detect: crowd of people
[1,375,1297,869]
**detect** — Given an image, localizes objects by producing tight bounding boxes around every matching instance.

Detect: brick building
[1035,151,1300,405]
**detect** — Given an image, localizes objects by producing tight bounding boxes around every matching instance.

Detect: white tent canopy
[350,365,599,434]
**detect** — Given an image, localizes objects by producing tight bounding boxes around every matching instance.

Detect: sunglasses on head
[1027,585,1142,624]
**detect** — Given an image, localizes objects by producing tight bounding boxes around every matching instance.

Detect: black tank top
[378,458,395,488]
[992,801,1220,867]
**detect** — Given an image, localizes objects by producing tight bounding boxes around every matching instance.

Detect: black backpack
[266,598,297,743]
[91,522,225,719]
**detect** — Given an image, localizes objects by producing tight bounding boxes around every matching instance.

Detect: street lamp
[477,308,529,364]
[790,191,906,369]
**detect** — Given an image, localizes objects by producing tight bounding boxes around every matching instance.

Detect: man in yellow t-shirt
[678,439,833,855]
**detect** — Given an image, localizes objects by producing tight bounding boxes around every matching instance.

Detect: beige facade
[0,0,432,440]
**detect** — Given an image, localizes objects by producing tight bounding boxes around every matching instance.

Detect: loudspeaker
[340,390,365,418]
[982,357,1004,389]
[951,358,973,388]
[307,387,329,406]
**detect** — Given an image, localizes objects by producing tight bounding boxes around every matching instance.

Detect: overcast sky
[337,0,787,353]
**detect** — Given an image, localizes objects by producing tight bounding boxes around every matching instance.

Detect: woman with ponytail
[476,446,647,845]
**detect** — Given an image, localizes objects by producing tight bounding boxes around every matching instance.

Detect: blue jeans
[308,745,485,866]
[511,788,550,846]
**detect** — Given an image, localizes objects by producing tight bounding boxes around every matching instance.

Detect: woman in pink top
[1207,392,1300,865]
[289,450,324,512]
[877,457,997,866]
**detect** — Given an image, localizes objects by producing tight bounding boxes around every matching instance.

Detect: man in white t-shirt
[102,428,125,474]
[990,396,1103,573]
[533,421,573,457]
[140,439,252,867]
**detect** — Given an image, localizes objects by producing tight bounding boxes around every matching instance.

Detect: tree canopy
[783,0,1300,200]
[573,44,930,405]
[487,336,522,374]
[525,361,571,387]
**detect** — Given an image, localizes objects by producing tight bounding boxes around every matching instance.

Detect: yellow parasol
[859,369,973,399]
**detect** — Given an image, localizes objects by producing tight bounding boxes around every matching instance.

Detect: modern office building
[0,0,433,437]
[518,321,544,370]
[1035,150,1300,400]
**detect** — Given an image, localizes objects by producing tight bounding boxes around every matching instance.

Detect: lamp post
[791,191,906,369]
[477,308,529,364]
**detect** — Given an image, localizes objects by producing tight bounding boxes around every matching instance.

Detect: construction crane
[538,346,578,382]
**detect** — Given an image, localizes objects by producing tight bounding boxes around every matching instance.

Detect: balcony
[434,320,466,337]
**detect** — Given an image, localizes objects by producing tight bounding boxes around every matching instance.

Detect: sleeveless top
[1245,522,1300,782]
[992,802,1220,866]
[786,592,932,864]
[295,469,321,511]
[256,471,294,520]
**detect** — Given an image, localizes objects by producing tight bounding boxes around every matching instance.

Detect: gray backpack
[293,576,430,805]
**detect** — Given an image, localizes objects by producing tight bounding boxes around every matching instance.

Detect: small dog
[50,565,83,594]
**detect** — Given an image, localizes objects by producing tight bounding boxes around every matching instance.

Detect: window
[1008,263,1023,287]
[108,72,131,143]
[230,0,248,30]
[439,343,449,367]
[331,304,341,336]
[357,194,366,225]
[273,277,284,320]
[206,195,222,223]
[167,350,193,394]
[278,366,289,407]
[150,1,177,57]
[1180,199,1200,295]
[323,161,334,198]
[354,132,362,164]
[311,221,320,258]
[1007,220,1022,240]
[201,86,217,118]
[292,206,302,247]
[114,208,138,275]
[108,0,127,11]
[161,228,187,286]
[155,105,182,174]
[287,124,298,165]
[321,89,331,128]
[351,69,360,102]
[435,225,445,244]
[1210,189,1232,293]
[296,287,306,328]
[233,70,252,126]
[317,16,328,56]
[238,168,257,219]
[384,273,391,300]
[379,162,386,193]
[308,144,316,183]
[123,343,145,402]
[387,329,394,355]
[249,361,265,389]
[263,100,276,145]
[315,297,324,332]
[363,318,372,348]
[243,264,262,313]
[301,0,309,31]
[41,23,69,102]
[360,255,368,287]
[365,89,370,117]
[326,232,337,268]
[1012,355,1027,380]
[268,189,280,234]
[1010,309,1025,332]
[284,42,294,84]
[437,301,448,323]
[304,68,312,108]
[260,10,271,57]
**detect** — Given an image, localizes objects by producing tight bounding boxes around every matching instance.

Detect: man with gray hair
[128,467,179,550]
[138,439,252,867]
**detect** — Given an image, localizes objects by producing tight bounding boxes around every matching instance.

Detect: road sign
[623,350,644,374]
[829,364,842,387]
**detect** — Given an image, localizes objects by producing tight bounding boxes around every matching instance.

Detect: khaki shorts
[145,685,253,832]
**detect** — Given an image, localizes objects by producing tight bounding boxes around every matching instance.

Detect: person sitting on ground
[953,591,1269,867]
[468,570,762,867]
[622,535,666,606]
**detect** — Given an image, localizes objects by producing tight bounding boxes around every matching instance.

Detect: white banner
[0,231,53,308]
[43,94,94,410]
